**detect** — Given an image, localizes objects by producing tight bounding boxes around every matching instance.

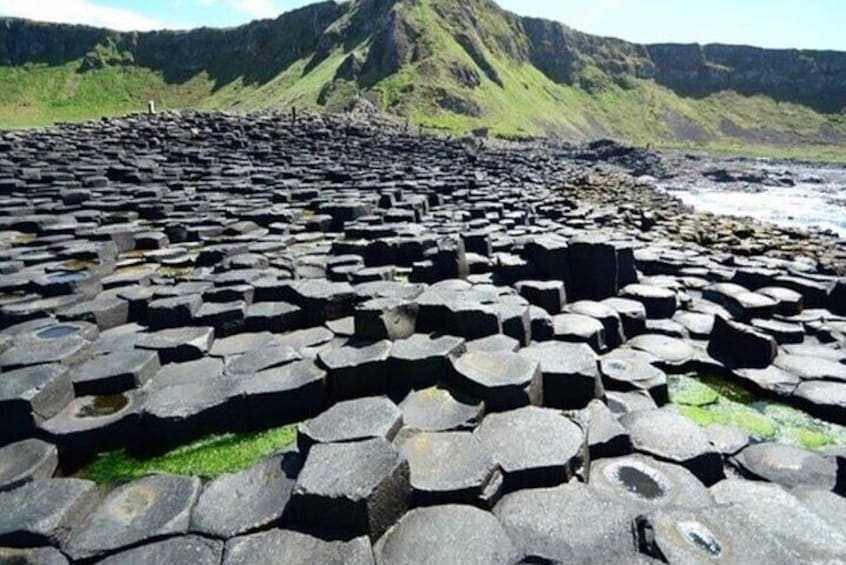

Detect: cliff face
[0,0,844,144]
[646,43,846,113]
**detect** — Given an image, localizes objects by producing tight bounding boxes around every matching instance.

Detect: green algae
[78,424,297,485]
[669,374,846,450]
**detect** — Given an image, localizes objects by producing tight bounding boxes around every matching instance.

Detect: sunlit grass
[78,424,297,485]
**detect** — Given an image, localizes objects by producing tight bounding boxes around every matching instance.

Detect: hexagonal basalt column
[65,474,201,561]
[451,350,541,411]
[291,438,410,540]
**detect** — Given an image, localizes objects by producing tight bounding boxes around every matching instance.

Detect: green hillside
[1,0,845,159]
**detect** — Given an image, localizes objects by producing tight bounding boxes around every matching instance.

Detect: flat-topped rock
[70,349,159,395]
[620,407,724,485]
[191,451,302,539]
[223,528,374,565]
[475,406,585,489]
[291,438,410,540]
[297,396,402,453]
[732,442,842,493]
[65,474,201,561]
[98,535,223,565]
[518,341,601,409]
[451,350,541,411]
[0,478,99,547]
[398,386,484,431]
[397,431,502,507]
[0,439,58,492]
[375,505,518,565]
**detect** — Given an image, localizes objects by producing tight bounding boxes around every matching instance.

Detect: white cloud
[0,0,165,31]
[230,0,277,19]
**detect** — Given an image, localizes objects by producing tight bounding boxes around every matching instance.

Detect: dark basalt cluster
[0,110,844,563]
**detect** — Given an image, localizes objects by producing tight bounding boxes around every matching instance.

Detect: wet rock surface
[0,112,844,561]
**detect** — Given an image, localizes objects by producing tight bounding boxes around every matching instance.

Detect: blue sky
[0,0,843,51]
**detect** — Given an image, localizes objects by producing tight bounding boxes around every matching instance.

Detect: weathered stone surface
[585,399,631,458]
[590,454,713,510]
[66,474,201,561]
[398,386,484,431]
[0,478,99,547]
[389,334,466,393]
[732,442,842,493]
[518,341,601,409]
[291,438,410,540]
[97,535,223,565]
[599,348,668,404]
[236,359,327,427]
[475,406,585,489]
[318,340,392,399]
[710,479,846,562]
[0,363,73,444]
[620,407,724,485]
[191,451,302,539]
[0,439,58,492]
[708,316,777,368]
[0,547,69,565]
[223,529,374,565]
[297,396,402,453]
[71,349,159,395]
[375,505,518,565]
[136,326,214,364]
[397,431,502,507]
[495,483,642,562]
[452,350,541,411]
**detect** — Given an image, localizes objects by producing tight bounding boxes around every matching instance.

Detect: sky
[0,0,844,51]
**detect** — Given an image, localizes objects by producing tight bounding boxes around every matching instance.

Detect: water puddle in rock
[77,394,129,418]
[614,464,665,500]
[46,271,87,284]
[37,325,80,339]
[677,520,722,557]
[669,373,846,448]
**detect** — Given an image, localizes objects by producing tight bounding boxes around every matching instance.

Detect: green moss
[78,424,297,485]
[668,375,720,407]
[670,374,846,449]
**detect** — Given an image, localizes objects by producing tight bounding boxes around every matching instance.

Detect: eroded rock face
[0,111,844,562]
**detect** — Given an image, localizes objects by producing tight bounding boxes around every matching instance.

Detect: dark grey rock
[136,326,214,364]
[495,482,641,563]
[551,313,606,351]
[708,316,777,368]
[0,363,73,444]
[291,438,410,540]
[223,528,374,565]
[398,386,484,432]
[297,396,402,453]
[452,350,541,411]
[599,348,668,404]
[710,479,846,562]
[0,546,69,565]
[0,439,58,492]
[236,359,327,428]
[374,505,518,565]
[97,535,223,565]
[620,284,677,319]
[585,399,631,459]
[318,340,392,399]
[0,478,99,547]
[475,406,585,489]
[354,298,418,341]
[590,454,713,510]
[71,350,160,395]
[620,407,724,485]
[732,442,842,493]
[519,341,601,409]
[65,474,201,561]
[191,451,302,538]
[398,431,502,507]
[389,334,466,393]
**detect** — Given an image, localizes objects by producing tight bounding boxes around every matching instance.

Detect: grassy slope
[1,2,844,161]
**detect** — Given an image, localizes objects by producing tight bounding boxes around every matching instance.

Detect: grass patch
[78,424,297,485]
[669,374,846,450]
